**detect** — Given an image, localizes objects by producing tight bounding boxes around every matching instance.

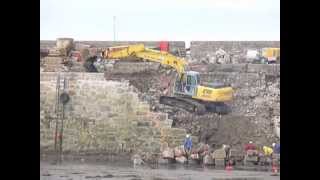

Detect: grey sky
[40,0,280,42]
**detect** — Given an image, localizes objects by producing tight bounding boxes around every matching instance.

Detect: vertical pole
[54,74,60,163]
[113,16,116,41]
[59,77,67,163]
[59,104,64,163]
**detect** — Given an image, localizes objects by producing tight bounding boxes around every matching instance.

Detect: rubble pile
[230,76,280,144]
[190,41,280,63]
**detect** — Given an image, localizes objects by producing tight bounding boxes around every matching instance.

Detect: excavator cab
[175,71,200,97]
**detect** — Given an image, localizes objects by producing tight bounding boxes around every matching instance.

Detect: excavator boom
[105,44,187,77]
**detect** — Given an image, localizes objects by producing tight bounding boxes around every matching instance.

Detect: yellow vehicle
[261,48,280,63]
[103,44,234,114]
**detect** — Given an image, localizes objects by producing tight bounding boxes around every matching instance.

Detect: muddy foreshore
[40,154,280,180]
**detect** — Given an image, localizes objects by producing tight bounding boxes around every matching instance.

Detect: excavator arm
[104,44,187,77]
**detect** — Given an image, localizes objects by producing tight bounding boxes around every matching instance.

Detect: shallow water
[40,160,280,180]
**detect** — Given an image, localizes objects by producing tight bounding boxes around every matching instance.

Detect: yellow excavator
[102,44,234,114]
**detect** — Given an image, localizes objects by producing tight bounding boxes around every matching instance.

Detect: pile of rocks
[159,143,232,166]
[190,41,280,63]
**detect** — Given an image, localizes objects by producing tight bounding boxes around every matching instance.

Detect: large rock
[162,148,174,159]
[175,156,187,164]
[203,154,214,165]
[174,145,186,157]
[195,143,209,154]
[132,154,144,166]
[190,153,200,160]
[212,149,226,159]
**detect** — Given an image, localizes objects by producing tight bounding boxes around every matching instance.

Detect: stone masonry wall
[40,41,185,55]
[40,72,189,156]
[190,41,280,62]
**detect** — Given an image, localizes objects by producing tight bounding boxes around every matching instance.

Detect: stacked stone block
[41,57,67,72]
[40,72,189,156]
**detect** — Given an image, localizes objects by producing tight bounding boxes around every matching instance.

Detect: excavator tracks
[159,96,206,115]
[159,96,231,115]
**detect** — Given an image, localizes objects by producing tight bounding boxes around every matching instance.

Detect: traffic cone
[272,165,278,173]
[271,165,279,176]
[225,162,233,172]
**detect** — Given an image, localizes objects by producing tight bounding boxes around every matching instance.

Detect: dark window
[196,74,200,85]
[187,75,198,86]
[191,76,196,85]
[187,75,192,85]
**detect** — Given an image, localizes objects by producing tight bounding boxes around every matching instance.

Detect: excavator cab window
[185,74,198,95]
[196,74,200,85]
[187,75,197,86]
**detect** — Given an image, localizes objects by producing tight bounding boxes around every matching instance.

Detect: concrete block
[212,149,226,159]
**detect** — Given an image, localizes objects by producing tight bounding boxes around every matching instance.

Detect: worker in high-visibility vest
[263,146,273,156]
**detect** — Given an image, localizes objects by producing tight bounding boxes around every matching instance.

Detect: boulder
[190,153,200,160]
[132,154,144,166]
[162,148,174,159]
[200,150,210,158]
[212,148,226,159]
[196,143,210,154]
[203,154,214,165]
[133,158,144,166]
[175,156,188,164]
[174,145,186,157]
